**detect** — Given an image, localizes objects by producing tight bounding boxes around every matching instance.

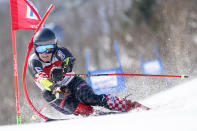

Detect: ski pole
[64,73,189,79]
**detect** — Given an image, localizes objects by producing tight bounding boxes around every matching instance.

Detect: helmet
[33,28,57,46]
[33,28,58,55]
[33,28,58,62]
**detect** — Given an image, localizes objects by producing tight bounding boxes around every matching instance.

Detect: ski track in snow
[1,78,197,131]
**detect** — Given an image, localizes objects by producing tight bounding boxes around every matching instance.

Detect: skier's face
[38,52,52,62]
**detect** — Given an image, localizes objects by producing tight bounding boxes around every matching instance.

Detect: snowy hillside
[1,78,197,131]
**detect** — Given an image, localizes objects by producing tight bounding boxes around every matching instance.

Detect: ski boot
[106,94,150,112]
[106,94,133,112]
[74,102,94,116]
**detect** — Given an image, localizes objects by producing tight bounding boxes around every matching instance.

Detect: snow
[1,78,197,131]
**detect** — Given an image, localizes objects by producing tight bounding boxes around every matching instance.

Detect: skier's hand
[51,86,65,99]
[54,87,65,99]
[50,67,63,82]
[62,57,75,74]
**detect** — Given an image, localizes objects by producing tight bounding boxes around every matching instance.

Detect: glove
[50,84,71,99]
[62,57,75,74]
[50,67,63,82]
[50,85,65,99]
[54,87,66,99]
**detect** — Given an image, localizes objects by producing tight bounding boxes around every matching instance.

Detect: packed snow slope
[1,78,197,131]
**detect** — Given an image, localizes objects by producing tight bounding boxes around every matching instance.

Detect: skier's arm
[55,47,76,74]
[35,72,54,91]
[28,59,55,91]
[62,57,75,73]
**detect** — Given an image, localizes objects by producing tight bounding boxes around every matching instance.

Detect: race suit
[28,46,132,116]
[28,46,109,115]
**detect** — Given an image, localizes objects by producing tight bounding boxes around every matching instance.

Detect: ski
[93,101,150,116]
[45,101,150,122]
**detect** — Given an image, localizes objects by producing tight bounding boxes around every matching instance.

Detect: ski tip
[45,119,55,122]
[45,118,69,122]
[45,119,62,122]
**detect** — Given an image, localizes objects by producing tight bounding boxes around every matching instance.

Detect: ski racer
[28,27,136,116]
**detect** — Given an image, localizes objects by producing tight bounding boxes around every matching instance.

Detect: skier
[28,27,137,116]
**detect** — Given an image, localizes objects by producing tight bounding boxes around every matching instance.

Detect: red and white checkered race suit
[106,94,132,112]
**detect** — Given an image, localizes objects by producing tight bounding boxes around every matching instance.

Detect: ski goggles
[35,44,56,54]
